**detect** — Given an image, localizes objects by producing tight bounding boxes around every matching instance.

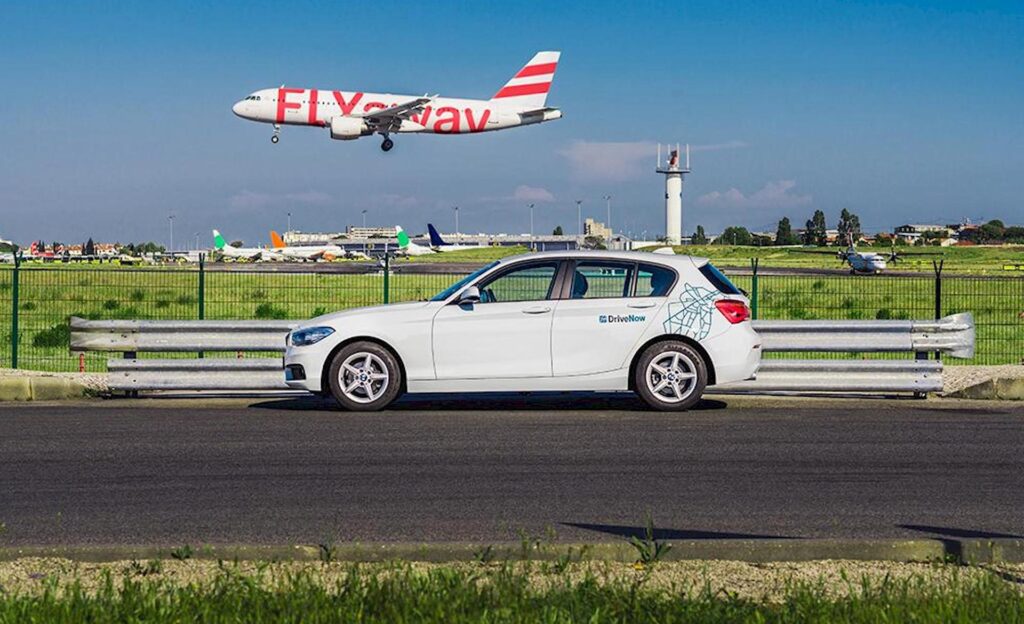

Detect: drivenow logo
[599,314,646,324]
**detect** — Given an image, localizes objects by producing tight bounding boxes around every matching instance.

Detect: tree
[84,238,96,257]
[1005,226,1024,243]
[977,220,1006,243]
[774,217,799,246]
[715,226,752,246]
[836,208,862,244]
[552,226,563,235]
[692,225,709,245]
[803,210,827,246]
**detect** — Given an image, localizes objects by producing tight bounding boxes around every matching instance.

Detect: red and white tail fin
[491,51,560,110]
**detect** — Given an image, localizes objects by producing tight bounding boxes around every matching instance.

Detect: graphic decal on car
[599,314,647,324]
[663,283,718,339]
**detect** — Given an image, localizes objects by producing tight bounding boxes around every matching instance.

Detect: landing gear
[381,137,394,152]
[271,124,281,144]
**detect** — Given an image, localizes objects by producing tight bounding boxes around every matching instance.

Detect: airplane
[232,51,562,152]
[426,224,485,252]
[269,231,371,261]
[395,226,434,256]
[212,229,277,261]
[795,235,941,274]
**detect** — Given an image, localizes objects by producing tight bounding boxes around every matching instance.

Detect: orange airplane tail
[270,231,286,248]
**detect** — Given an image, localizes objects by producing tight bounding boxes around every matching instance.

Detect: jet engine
[330,116,369,140]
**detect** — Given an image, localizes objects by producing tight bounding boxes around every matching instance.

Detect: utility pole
[361,209,367,229]
[453,206,460,239]
[287,212,292,233]
[576,200,583,238]
[168,215,175,253]
[529,203,535,250]
[604,194,612,239]
[194,232,199,251]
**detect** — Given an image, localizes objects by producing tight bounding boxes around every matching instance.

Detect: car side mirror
[457,286,481,305]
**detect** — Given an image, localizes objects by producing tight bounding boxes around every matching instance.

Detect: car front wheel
[634,341,708,411]
[327,342,403,411]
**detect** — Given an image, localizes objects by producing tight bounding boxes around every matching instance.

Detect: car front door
[431,261,563,379]
[551,261,674,376]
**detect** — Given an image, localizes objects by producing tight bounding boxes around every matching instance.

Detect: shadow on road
[897,524,1024,540]
[562,522,797,541]
[250,393,729,412]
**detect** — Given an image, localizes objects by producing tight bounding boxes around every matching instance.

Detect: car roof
[496,249,709,269]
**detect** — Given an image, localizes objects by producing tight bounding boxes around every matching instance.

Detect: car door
[431,260,563,379]
[550,261,675,376]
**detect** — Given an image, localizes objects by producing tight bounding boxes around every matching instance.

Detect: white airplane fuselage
[846,251,887,273]
[232,89,561,136]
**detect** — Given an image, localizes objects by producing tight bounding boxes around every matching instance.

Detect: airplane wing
[361,96,434,131]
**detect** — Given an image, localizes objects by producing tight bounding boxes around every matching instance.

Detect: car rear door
[550,261,674,376]
[431,260,565,379]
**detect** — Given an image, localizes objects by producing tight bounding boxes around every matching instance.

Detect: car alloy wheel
[327,341,403,411]
[338,351,390,404]
[634,340,707,411]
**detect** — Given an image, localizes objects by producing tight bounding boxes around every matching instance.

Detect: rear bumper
[702,322,762,385]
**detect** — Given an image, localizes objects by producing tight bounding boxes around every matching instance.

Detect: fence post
[382,253,390,304]
[10,253,19,369]
[749,258,759,320]
[198,253,205,359]
[933,259,944,361]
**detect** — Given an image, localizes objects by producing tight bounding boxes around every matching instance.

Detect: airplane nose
[232,101,244,117]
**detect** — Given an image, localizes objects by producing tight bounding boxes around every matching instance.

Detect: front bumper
[283,345,329,392]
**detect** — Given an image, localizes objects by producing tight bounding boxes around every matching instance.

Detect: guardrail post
[198,254,205,359]
[10,253,19,369]
[933,259,944,361]
[383,253,390,304]
[749,258,759,320]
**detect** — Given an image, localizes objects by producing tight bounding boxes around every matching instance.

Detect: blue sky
[1,0,1021,246]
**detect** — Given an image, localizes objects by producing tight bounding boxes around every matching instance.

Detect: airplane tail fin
[396,226,410,249]
[427,223,448,247]
[490,51,560,110]
[212,230,226,250]
[270,231,286,248]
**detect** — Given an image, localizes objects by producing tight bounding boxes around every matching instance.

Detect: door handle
[627,302,657,309]
[522,306,552,315]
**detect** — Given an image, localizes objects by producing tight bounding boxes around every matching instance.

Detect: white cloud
[696,180,812,210]
[560,140,748,181]
[512,185,555,202]
[228,190,333,209]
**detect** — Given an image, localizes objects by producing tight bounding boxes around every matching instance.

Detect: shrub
[129,289,145,302]
[251,289,268,301]
[33,322,70,348]
[102,299,120,310]
[175,294,196,306]
[20,301,37,311]
[254,303,288,319]
[876,308,892,320]
[155,299,170,309]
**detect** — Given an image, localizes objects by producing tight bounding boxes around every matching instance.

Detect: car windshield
[430,261,499,301]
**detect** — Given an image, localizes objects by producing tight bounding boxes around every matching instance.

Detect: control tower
[656,144,690,245]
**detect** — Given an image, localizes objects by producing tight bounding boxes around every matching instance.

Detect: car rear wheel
[327,342,403,411]
[634,341,707,411]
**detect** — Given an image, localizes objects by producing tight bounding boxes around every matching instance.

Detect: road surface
[0,395,1021,545]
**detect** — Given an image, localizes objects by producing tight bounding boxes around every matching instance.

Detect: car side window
[476,262,559,304]
[636,264,676,297]
[570,262,634,299]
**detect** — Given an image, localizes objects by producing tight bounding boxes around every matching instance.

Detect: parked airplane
[212,230,276,261]
[796,236,941,274]
[269,231,370,261]
[395,226,434,256]
[232,51,562,152]
[427,224,485,252]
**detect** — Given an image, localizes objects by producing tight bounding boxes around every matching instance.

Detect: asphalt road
[1,395,1022,546]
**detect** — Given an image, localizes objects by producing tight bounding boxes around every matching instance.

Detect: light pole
[528,203,535,250]
[287,212,292,233]
[194,232,199,251]
[453,206,459,239]
[168,215,175,253]
[361,210,368,255]
[361,209,367,229]
[603,195,612,237]
[575,200,583,238]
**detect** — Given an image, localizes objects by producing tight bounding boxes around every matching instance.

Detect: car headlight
[290,326,335,347]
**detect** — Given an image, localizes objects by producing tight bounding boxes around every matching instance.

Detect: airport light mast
[656,144,690,245]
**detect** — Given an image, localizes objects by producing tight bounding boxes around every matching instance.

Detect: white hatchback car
[284,251,761,411]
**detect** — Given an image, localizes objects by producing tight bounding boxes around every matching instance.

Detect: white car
[284,251,761,411]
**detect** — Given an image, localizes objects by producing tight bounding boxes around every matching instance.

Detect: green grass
[1,562,1022,623]
[0,263,1020,371]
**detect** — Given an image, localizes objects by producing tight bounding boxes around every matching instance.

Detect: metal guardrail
[751,312,975,359]
[72,313,975,395]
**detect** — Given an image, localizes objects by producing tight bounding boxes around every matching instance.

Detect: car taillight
[715,299,750,324]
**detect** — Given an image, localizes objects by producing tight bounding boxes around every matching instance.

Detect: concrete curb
[0,377,91,401]
[2,539,1022,564]
[949,377,1024,400]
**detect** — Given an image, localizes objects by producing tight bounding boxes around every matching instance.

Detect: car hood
[299,301,436,329]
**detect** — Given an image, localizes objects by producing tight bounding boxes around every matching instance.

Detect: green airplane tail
[396,226,410,249]
[212,229,226,250]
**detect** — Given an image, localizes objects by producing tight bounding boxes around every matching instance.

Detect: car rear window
[698,262,742,295]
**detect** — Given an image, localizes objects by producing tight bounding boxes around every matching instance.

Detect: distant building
[346,226,398,239]
[283,230,345,246]
[894,224,951,242]
[583,218,612,240]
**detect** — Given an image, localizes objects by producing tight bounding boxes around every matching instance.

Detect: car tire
[633,340,708,411]
[327,341,404,411]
